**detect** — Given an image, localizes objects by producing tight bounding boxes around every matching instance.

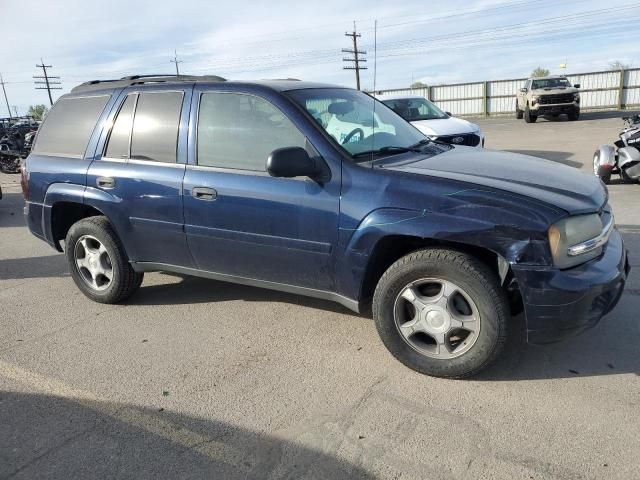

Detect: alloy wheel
[393,278,480,359]
[74,235,114,291]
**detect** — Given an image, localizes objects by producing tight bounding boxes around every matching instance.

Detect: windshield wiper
[352,141,430,160]
[408,139,432,149]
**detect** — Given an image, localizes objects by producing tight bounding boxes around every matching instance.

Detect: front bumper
[512,229,629,344]
[530,102,578,115]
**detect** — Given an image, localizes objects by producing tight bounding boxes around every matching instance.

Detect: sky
[0,0,638,116]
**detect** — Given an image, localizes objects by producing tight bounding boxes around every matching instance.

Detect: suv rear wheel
[524,105,537,123]
[372,248,509,378]
[65,216,143,303]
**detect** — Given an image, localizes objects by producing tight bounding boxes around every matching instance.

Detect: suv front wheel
[568,108,580,121]
[372,248,509,378]
[524,105,537,123]
[65,216,144,303]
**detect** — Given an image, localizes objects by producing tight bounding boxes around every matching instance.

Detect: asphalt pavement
[1,110,639,479]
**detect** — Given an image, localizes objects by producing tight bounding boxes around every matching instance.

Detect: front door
[87,86,193,267]
[182,89,340,291]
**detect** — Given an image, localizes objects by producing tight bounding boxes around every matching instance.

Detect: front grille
[435,133,480,147]
[538,93,574,105]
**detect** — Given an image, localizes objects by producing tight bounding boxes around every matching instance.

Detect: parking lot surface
[1,111,639,479]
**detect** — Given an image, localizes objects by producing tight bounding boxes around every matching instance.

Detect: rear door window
[32,95,110,157]
[130,92,183,163]
[104,94,136,159]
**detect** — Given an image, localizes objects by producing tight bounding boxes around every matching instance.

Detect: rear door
[87,85,193,267]
[182,87,340,291]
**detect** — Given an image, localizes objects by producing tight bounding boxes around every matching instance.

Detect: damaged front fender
[336,185,565,302]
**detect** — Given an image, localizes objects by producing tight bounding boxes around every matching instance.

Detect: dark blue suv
[22,75,629,378]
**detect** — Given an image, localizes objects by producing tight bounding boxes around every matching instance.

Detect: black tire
[568,108,580,121]
[372,248,509,379]
[65,216,143,304]
[593,151,611,184]
[515,102,523,119]
[524,105,537,123]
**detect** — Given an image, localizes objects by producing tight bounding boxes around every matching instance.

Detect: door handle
[192,187,217,201]
[96,176,115,189]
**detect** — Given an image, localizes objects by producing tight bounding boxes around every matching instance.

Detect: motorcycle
[594,114,640,184]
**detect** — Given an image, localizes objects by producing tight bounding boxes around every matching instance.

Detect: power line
[170,50,183,76]
[0,73,13,119]
[343,22,367,90]
[34,59,62,106]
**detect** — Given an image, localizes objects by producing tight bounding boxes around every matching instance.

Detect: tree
[410,81,428,89]
[27,104,48,121]
[609,60,630,71]
[531,67,550,78]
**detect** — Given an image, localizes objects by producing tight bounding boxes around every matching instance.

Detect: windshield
[286,88,426,157]
[531,78,571,89]
[381,97,448,121]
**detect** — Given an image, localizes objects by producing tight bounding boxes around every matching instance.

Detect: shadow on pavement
[507,149,582,168]
[580,110,640,121]
[0,254,68,280]
[130,273,357,316]
[0,192,26,228]
[0,391,374,480]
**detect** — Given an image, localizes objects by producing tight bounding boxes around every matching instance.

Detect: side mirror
[574,84,580,88]
[444,111,452,116]
[267,147,319,179]
[520,87,528,93]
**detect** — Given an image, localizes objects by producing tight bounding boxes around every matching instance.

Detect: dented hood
[382,147,606,215]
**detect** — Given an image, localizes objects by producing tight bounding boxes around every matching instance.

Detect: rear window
[32,95,110,157]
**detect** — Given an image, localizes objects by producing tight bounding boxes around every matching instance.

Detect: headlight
[548,213,613,269]
[574,93,580,101]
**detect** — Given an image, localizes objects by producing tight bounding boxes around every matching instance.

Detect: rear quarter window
[32,95,110,157]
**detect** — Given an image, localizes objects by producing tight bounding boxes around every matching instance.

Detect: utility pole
[0,73,12,118]
[342,22,367,90]
[34,59,61,106]
[170,50,183,76]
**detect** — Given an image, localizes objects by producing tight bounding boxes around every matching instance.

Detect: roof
[70,74,344,94]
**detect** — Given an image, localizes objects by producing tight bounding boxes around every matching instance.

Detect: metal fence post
[483,81,488,117]
[618,69,625,110]
[428,86,433,102]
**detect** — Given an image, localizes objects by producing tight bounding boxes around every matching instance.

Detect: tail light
[20,160,29,201]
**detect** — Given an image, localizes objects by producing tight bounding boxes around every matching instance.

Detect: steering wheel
[342,128,365,145]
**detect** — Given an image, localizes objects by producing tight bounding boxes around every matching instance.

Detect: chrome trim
[128,158,186,168]
[567,215,615,257]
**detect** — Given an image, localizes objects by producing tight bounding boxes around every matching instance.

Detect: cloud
[0,0,634,114]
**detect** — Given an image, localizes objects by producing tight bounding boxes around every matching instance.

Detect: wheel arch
[339,208,538,315]
[44,183,120,252]
[50,201,105,251]
[359,234,517,305]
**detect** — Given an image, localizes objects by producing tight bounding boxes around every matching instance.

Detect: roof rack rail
[71,74,226,93]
